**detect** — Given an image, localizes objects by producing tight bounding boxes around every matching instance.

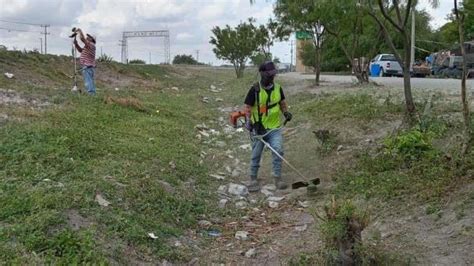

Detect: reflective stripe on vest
[251,83,282,129]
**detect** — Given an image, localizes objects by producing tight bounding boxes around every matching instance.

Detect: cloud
[176,32,193,41]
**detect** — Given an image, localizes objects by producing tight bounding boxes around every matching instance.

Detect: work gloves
[283,111,293,122]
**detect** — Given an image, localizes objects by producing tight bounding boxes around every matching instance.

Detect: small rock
[298,201,310,208]
[202,97,210,103]
[244,248,256,258]
[261,189,274,197]
[95,193,111,207]
[210,85,217,90]
[171,86,179,91]
[235,201,247,209]
[217,185,227,194]
[267,196,285,202]
[215,97,223,102]
[215,141,226,148]
[295,224,307,232]
[114,87,119,91]
[148,232,158,239]
[4,72,14,79]
[268,201,279,208]
[174,240,182,247]
[198,220,212,227]
[169,161,176,169]
[337,145,343,151]
[210,174,225,180]
[239,144,251,150]
[158,180,175,193]
[231,169,240,178]
[218,199,228,208]
[262,184,276,191]
[228,183,249,196]
[235,231,249,240]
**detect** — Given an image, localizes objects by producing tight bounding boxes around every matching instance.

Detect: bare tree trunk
[403,35,416,121]
[455,0,472,154]
[315,46,321,86]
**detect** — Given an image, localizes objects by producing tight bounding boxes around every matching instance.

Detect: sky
[0,0,452,65]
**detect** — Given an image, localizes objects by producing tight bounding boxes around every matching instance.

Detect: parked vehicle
[411,60,430,77]
[369,54,403,77]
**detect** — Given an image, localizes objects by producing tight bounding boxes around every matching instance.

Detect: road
[281,72,474,93]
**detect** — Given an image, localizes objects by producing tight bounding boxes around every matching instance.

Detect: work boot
[274,177,288,190]
[248,178,260,192]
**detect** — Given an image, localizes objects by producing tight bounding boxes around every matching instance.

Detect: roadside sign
[296,31,312,40]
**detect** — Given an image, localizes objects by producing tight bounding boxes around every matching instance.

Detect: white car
[370,54,403,77]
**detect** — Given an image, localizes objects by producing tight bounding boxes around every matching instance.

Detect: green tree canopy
[172,54,199,65]
[210,18,269,78]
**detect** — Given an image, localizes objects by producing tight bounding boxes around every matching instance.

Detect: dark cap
[259,61,277,76]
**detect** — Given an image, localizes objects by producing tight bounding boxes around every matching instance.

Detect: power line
[0,19,45,27]
[0,26,41,33]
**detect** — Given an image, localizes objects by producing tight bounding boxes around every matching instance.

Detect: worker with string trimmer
[242,61,292,192]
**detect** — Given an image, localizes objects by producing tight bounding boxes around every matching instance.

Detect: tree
[210,18,269,78]
[172,54,199,65]
[364,0,439,121]
[274,0,326,85]
[454,0,472,154]
[128,59,146,64]
[250,52,272,66]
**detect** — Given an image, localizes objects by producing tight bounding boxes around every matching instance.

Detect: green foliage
[172,54,200,65]
[384,128,435,160]
[97,53,114,63]
[210,18,270,78]
[128,59,146,64]
[250,52,272,66]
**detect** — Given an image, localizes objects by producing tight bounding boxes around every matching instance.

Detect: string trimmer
[230,111,320,193]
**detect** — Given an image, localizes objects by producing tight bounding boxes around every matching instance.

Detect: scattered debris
[228,183,249,196]
[218,199,228,209]
[267,196,285,202]
[210,174,225,180]
[235,231,249,240]
[4,72,14,79]
[268,201,279,208]
[95,193,111,207]
[148,233,158,239]
[207,229,221,237]
[298,201,310,208]
[294,224,308,232]
[198,220,212,227]
[239,144,251,150]
[244,248,256,258]
[235,201,247,209]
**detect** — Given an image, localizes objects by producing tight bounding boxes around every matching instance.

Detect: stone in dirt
[298,201,310,208]
[158,180,175,193]
[228,183,249,196]
[231,169,240,178]
[210,174,226,180]
[171,87,179,91]
[261,189,274,197]
[337,145,344,151]
[215,141,226,148]
[268,201,279,208]
[244,248,256,258]
[239,144,251,150]
[210,85,217,90]
[4,73,14,79]
[235,231,249,240]
[218,199,228,209]
[217,185,227,194]
[198,220,212,227]
[95,193,111,207]
[262,184,276,191]
[267,196,285,202]
[294,224,307,232]
[235,201,247,209]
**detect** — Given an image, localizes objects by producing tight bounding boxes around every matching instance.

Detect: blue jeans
[250,128,283,179]
[81,66,96,95]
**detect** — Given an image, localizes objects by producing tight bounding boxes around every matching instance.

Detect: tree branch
[377,0,404,32]
[402,0,413,28]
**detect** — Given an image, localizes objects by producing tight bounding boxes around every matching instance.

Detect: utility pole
[195,49,199,62]
[290,40,294,72]
[41,24,50,54]
[100,46,103,56]
[39,38,43,54]
[410,10,415,72]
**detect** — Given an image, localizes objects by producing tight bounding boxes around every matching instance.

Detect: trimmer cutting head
[291,178,320,190]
